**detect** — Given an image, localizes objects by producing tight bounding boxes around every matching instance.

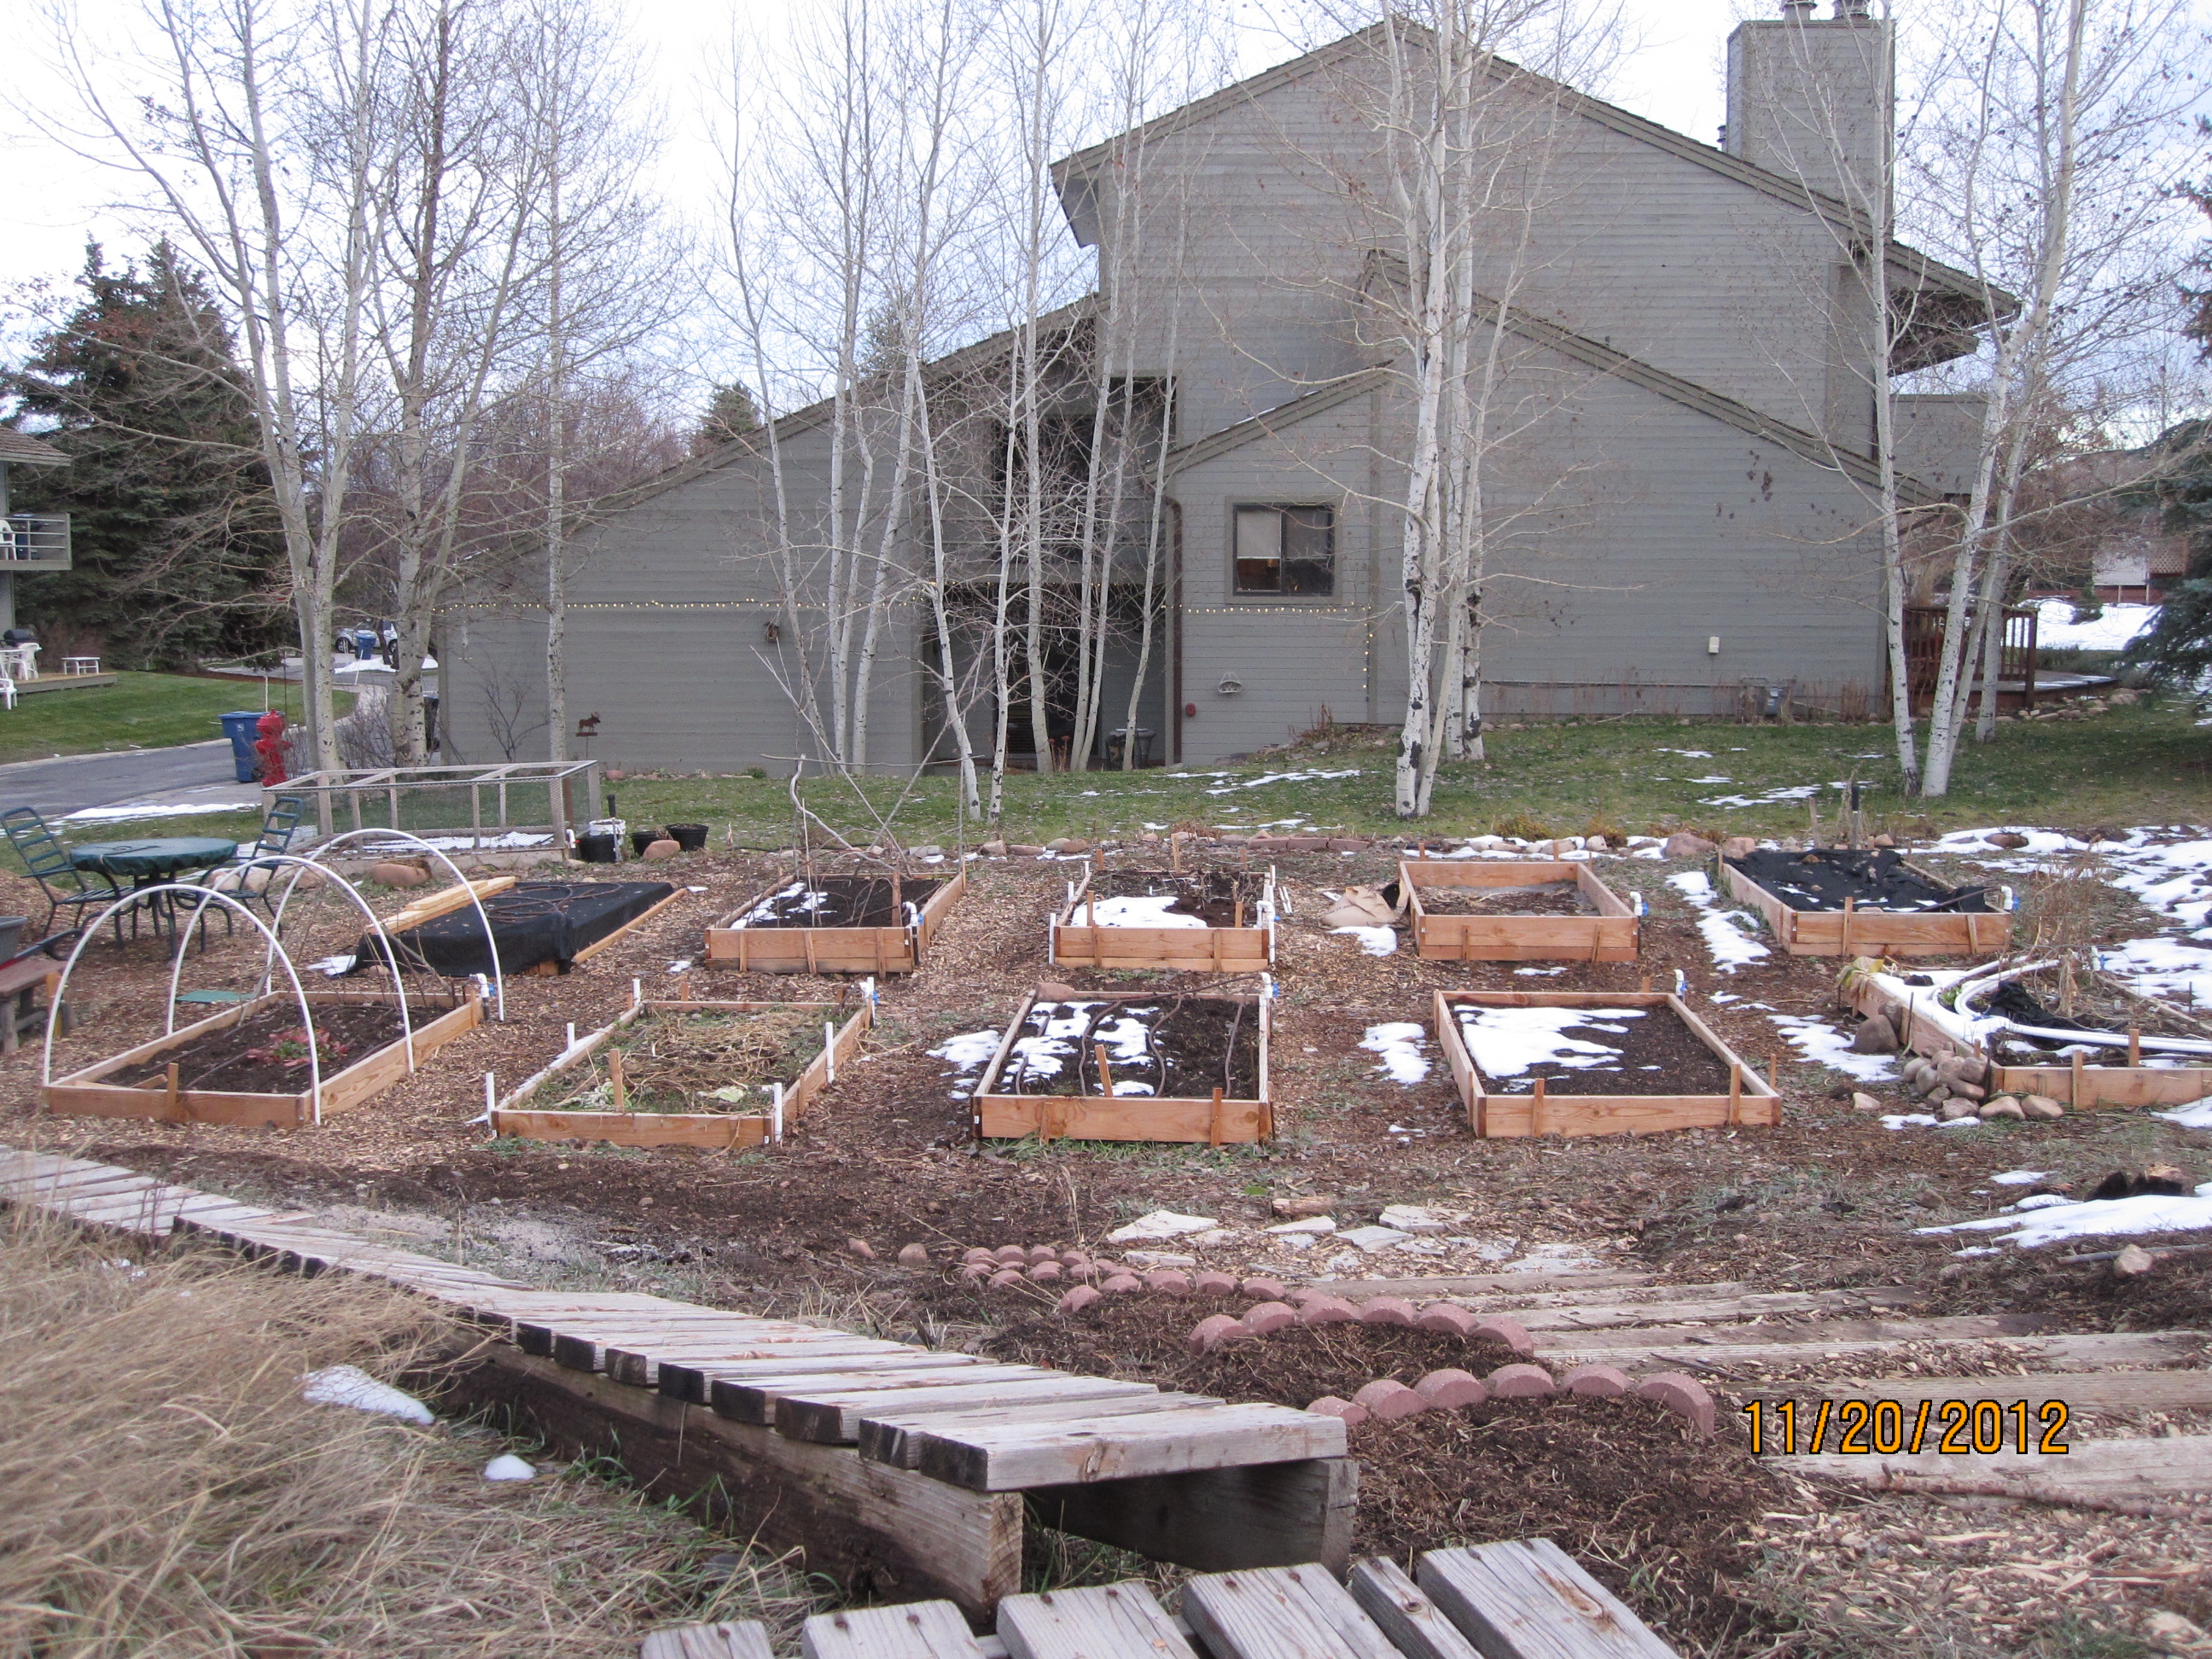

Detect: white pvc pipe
[44,886,328,1123]
[297,830,507,1021]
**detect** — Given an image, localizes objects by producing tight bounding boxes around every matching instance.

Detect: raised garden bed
[1050,868,1275,972]
[1433,990,1778,1137]
[44,986,482,1130]
[704,869,965,974]
[363,878,684,978]
[1720,847,2008,958]
[971,991,1270,1144]
[488,996,872,1149]
[1401,858,1639,963]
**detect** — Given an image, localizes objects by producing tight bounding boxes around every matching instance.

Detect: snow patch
[1768,1013,1896,1082]
[1087,894,1207,930]
[1989,1168,2053,1185]
[302,1365,434,1424]
[2032,597,2158,651]
[1667,870,1771,970]
[1334,925,1397,956]
[1920,1182,2212,1248]
[2154,1097,2212,1129]
[1361,1022,1431,1085]
[1450,1004,1644,1080]
[483,1453,536,1481]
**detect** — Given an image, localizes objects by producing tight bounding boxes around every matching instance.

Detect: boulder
[1871,832,1896,847]
[641,838,680,861]
[1977,1096,2026,1121]
[844,1238,877,1260]
[2023,1094,2065,1120]
[2113,1243,2157,1277]
[1584,835,1609,851]
[1720,836,1757,859]
[371,861,430,888]
[1662,833,1718,859]
[1937,1097,1978,1121]
[1850,1015,1900,1055]
[1045,837,1091,854]
[1850,1092,1884,1114]
[1986,831,2031,849]
[1948,1080,1988,1103]
[980,841,1009,856]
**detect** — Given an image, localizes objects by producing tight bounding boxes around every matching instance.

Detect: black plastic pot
[631,828,665,857]
[0,917,26,962]
[665,823,709,851]
[576,832,620,864]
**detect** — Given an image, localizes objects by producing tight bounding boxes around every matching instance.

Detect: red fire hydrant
[253,709,288,786]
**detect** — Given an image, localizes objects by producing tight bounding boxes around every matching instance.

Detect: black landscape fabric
[1728,847,1992,913]
[361,880,675,977]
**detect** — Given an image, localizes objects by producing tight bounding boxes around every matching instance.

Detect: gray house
[0,431,73,638]
[444,4,1987,772]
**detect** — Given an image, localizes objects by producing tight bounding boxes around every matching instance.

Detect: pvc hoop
[298,829,507,1020]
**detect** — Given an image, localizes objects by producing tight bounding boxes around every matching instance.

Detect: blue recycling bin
[218,711,265,783]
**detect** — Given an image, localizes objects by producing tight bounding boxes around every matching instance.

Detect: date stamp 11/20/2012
[1743,1397,2071,1458]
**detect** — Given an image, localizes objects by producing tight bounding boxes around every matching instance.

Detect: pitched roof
[0,430,69,468]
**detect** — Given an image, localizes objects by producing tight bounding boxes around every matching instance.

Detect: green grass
[73,696,2211,846]
[0,672,325,766]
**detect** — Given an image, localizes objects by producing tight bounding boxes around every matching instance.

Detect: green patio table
[67,837,240,949]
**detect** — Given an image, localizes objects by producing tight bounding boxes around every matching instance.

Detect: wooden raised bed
[1839,968,2212,1113]
[488,997,871,1149]
[1433,989,1778,1138]
[1720,854,2009,958]
[44,986,483,1130]
[972,990,1271,1144]
[703,868,966,974]
[1050,869,1275,973]
[1401,858,1639,963]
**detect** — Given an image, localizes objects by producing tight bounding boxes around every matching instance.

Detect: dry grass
[0,1214,814,1657]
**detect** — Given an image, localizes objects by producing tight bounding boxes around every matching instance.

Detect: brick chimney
[1724,0,1894,213]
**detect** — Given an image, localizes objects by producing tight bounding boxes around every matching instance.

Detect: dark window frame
[1231,502,1337,600]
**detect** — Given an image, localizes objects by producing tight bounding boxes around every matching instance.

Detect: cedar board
[703,866,966,973]
[1839,971,2212,1112]
[1433,989,1779,1138]
[1049,869,1274,973]
[1401,858,1639,963]
[489,998,870,1149]
[519,885,695,977]
[43,987,482,1130]
[972,989,1272,1144]
[1720,856,2009,958]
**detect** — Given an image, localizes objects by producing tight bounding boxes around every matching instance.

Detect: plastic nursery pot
[665,823,709,851]
[576,833,620,864]
[631,828,666,858]
[0,917,26,960]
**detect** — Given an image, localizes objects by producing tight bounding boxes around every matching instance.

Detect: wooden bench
[0,949,66,1052]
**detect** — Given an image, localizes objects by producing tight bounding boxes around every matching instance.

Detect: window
[1233,504,1335,597]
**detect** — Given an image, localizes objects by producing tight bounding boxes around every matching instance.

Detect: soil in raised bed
[1415,880,1586,917]
[995,996,1260,1099]
[1731,847,1992,913]
[734,875,948,930]
[551,1007,827,1115]
[1080,870,1266,928]
[1453,1002,1733,1096]
[107,1001,447,1095]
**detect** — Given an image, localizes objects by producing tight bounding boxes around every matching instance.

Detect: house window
[1233,505,1335,597]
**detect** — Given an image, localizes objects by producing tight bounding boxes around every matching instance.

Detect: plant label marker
[1095,1041,1115,1099]
[824,1022,836,1084]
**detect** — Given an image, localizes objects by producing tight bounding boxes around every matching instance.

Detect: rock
[1305,1395,1370,1426]
[1662,833,1718,859]
[1938,1097,1978,1121]
[980,840,1009,856]
[1338,1225,1414,1252]
[1977,1096,2025,1121]
[2023,1094,2065,1120]
[1007,844,1045,857]
[1470,1315,1536,1357]
[1562,1364,1633,1398]
[1187,1315,1249,1353]
[370,861,430,888]
[1037,981,1080,1003]
[1352,1379,1429,1421]
[1986,831,2031,848]
[1850,1015,1900,1055]
[1125,1250,1197,1269]
[1415,1302,1478,1339]
[1850,1092,1884,1113]
[1099,1273,1144,1295]
[1241,1301,1297,1336]
[1265,1216,1337,1236]
[1045,837,1090,854]
[1584,835,1608,851]
[1948,1080,1988,1103]
[1143,1270,1193,1295]
[988,1268,1025,1289]
[1359,1296,1418,1326]
[1193,1271,1238,1297]
[641,838,680,861]
[1057,1285,1102,1314]
[1378,1204,1449,1235]
[1638,1371,1717,1435]
[1324,888,1396,928]
[1190,1229,1241,1248]
[1027,1261,1062,1284]
[1295,1296,1360,1325]
[1106,1210,1219,1243]
[1413,1369,1488,1409]
[895,1243,932,1268]
[1486,1363,1556,1398]
[2113,1243,2157,1278]
[1272,1195,1336,1218]
[844,1238,876,1260]
[1720,836,1757,859]
[2140,1162,2191,1196]
[1871,832,1895,847]
[1238,1276,1289,1301]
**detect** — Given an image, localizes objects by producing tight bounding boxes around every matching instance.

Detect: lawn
[0,672,325,766]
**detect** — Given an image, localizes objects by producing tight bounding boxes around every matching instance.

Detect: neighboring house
[445,3,1993,772]
[0,431,72,636]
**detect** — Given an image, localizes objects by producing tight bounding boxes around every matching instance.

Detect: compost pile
[1416,881,1586,917]
[1454,1003,1732,1096]
[998,996,1260,1098]
[110,1001,437,1093]
[1729,847,1991,913]
[358,880,674,977]
[556,1007,825,1115]
[1081,870,1265,927]
[736,875,946,930]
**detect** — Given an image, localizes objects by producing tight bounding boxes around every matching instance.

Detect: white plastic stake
[565,1022,576,1051]
[1673,968,1687,998]
[483,1073,496,1118]
[631,977,643,1010]
[824,1021,836,1083]
[771,1081,785,1142]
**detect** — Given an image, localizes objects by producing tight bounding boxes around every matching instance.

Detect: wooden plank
[1743,1369,2212,1419]
[639,1621,775,1659]
[1181,1563,1401,1659]
[1782,1433,2212,1501]
[1986,1062,2212,1111]
[445,1343,1023,1615]
[913,1402,1348,1493]
[996,1584,1197,1659]
[569,886,693,967]
[1483,1289,1917,1331]
[1347,1558,1484,1659]
[1417,1538,1682,1659]
[861,1393,1224,1469]
[1402,859,1639,963]
[801,1601,985,1659]
[706,870,967,975]
[555,1323,859,1373]
[973,1091,1268,1144]
[1299,1270,1656,1302]
[610,1337,929,1389]
[1532,1311,2041,1352]
[778,1375,1162,1444]
[381,876,516,934]
[1541,1330,2206,1374]
[715,1364,1064,1425]
[1027,1458,1359,1579]
[660,1349,975,1403]
[492,1108,770,1150]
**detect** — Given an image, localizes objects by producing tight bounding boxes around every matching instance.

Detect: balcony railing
[0,515,70,569]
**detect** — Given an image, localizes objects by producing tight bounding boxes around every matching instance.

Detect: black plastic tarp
[358,880,675,977]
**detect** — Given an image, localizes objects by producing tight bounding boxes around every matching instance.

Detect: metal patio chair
[0,806,141,948]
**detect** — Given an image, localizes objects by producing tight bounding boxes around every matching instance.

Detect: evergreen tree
[690,382,762,456]
[2122,415,2212,685]
[3,242,288,667]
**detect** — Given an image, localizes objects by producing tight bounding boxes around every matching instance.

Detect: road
[0,741,259,824]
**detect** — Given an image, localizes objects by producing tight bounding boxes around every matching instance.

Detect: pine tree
[3,242,288,667]
[690,382,762,457]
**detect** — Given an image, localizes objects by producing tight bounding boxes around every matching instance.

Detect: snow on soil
[1700,783,1832,809]
[1203,768,1360,795]
[1450,1004,1644,1079]
[2032,597,2158,651]
[1007,1001,1158,1094]
[2155,1097,2212,1128]
[928,1030,1001,1099]
[1361,1022,1431,1084]
[1767,1012,1896,1081]
[482,1453,536,1481]
[1334,925,1398,956]
[302,1365,434,1424]
[1921,1182,2212,1248]
[1989,1169,2054,1185]
[1665,870,1771,970]
[65,800,260,823]
[1086,894,1206,929]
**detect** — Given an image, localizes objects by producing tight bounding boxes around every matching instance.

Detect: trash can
[218,712,265,783]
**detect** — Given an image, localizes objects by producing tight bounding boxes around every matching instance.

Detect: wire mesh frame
[280,759,602,851]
